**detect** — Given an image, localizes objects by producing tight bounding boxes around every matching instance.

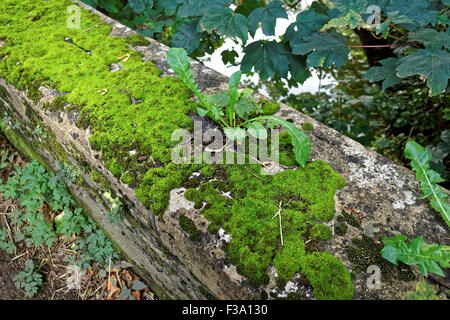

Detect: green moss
[337,212,360,228]
[310,224,332,241]
[182,177,200,189]
[184,160,346,288]
[200,165,215,180]
[179,214,201,242]
[125,34,151,47]
[120,171,135,185]
[301,252,354,300]
[258,99,280,115]
[344,235,416,282]
[335,223,348,236]
[301,122,314,131]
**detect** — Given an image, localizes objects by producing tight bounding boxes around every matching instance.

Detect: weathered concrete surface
[0,0,448,300]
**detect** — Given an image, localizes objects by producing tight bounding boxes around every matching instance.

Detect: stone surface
[0,0,448,300]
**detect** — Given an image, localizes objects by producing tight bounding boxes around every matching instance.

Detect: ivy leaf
[157,0,179,15]
[235,0,265,17]
[259,116,310,167]
[241,40,290,80]
[200,7,249,44]
[172,20,202,54]
[408,28,450,51]
[285,9,329,47]
[177,0,228,18]
[248,0,288,36]
[221,49,239,65]
[405,141,450,227]
[396,49,450,96]
[381,235,450,277]
[291,31,349,69]
[129,0,152,14]
[364,57,402,90]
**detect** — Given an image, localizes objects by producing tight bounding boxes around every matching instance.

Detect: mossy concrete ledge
[0,0,448,300]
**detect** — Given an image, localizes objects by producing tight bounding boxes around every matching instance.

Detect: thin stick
[81,23,104,34]
[272,201,284,247]
[11,252,26,261]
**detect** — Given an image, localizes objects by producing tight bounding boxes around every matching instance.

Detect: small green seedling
[167,48,311,167]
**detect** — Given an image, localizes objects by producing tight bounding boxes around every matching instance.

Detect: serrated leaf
[157,0,179,15]
[172,20,202,54]
[241,40,290,80]
[291,31,349,69]
[258,116,310,167]
[408,28,450,51]
[396,49,450,96]
[285,9,329,47]
[234,97,254,119]
[364,57,402,90]
[385,0,439,29]
[248,0,288,36]
[200,7,249,44]
[405,140,450,227]
[381,235,450,277]
[221,49,239,65]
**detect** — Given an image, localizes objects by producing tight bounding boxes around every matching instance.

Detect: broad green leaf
[157,0,179,15]
[172,21,203,54]
[396,49,450,96]
[405,141,450,227]
[177,0,228,18]
[287,53,311,84]
[259,116,310,167]
[291,31,349,69]
[385,0,439,29]
[229,71,242,108]
[381,235,450,277]
[129,0,152,14]
[248,0,288,36]
[247,121,267,140]
[234,97,254,119]
[364,57,402,90]
[224,127,247,141]
[408,29,450,51]
[235,0,265,17]
[206,91,230,109]
[200,7,249,44]
[285,9,328,48]
[241,40,290,80]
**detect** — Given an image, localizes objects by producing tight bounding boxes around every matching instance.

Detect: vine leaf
[171,20,202,54]
[285,8,329,47]
[408,28,450,51]
[396,49,450,96]
[381,235,450,277]
[364,57,402,90]
[248,0,288,36]
[291,31,349,69]
[259,116,310,167]
[241,40,290,80]
[221,49,239,65]
[200,7,249,44]
[129,0,153,14]
[177,0,228,18]
[405,141,450,227]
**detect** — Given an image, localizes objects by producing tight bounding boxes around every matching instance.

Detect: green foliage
[405,141,450,227]
[81,0,449,101]
[0,160,117,270]
[103,192,125,225]
[167,47,311,167]
[381,235,450,277]
[310,224,332,240]
[407,280,440,300]
[301,252,354,300]
[179,214,201,241]
[14,260,43,298]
